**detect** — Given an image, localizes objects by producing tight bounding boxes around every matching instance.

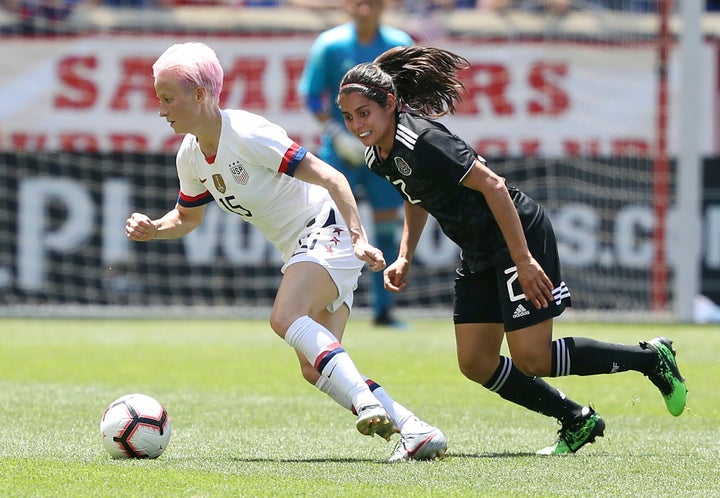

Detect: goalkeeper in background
[125,42,446,462]
[298,0,412,328]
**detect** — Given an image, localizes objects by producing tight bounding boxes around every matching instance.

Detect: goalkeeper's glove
[324,121,366,166]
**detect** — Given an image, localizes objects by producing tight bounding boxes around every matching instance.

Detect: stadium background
[0,2,715,320]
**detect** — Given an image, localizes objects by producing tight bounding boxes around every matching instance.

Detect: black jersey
[366,112,543,272]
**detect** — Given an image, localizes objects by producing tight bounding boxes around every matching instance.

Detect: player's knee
[512,354,549,377]
[269,310,296,337]
[457,359,493,385]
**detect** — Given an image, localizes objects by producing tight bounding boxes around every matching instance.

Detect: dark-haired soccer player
[337,45,687,455]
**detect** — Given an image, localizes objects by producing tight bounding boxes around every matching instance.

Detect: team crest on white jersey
[229,161,249,185]
[394,157,412,176]
[212,174,226,193]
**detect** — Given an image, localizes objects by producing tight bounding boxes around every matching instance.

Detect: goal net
[0,1,709,320]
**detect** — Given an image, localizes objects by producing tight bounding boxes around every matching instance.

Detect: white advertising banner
[0,34,715,155]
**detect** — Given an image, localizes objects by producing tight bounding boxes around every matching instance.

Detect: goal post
[651,0,672,312]
[673,0,704,322]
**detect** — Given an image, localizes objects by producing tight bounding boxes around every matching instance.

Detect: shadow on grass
[231,452,543,463]
[232,457,382,463]
[447,452,537,459]
[450,451,608,459]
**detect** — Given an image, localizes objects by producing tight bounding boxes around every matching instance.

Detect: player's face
[339,91,396,153]
[154,73,202,135]
[345,0,383,24]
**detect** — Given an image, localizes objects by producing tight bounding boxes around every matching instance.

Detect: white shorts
[281,207,364,313]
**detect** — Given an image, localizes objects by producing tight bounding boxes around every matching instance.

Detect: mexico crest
[394,157,412,176]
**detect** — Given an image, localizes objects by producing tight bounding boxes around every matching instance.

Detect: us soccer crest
[229,161,249,185]
[394,157,412,176]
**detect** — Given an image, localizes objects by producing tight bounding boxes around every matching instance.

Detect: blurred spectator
[0,0,96,34]
[478,0,571,15]
[164,0,289,5]
[100,0,173,7]
[582,0,660,12]
[398,0,449,42]
[477,0,679,12]
[286,0,339,6]
[99,0,142,6]
[394,0,459,10]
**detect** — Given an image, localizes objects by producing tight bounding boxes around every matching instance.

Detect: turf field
[0,318,717,497]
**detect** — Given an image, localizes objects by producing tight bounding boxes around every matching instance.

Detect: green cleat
[537,407,605,456]
[641,337,687,416]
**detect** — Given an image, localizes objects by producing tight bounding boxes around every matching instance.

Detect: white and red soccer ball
[100,393,171,459]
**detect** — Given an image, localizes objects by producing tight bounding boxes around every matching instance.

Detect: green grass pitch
[0,318,718,497]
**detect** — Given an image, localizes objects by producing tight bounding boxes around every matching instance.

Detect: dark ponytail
[339,46,469,119]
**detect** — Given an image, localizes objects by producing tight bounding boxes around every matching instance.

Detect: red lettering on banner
[282,57,306,111]
[520,139,541,156]
[564,139,601,157]
[613,139,649,155]
[54,56,98,109]
[474,139,510,156]
[110,134,148,151]
[527,62,569,116]
[221,58,267,109]
[10,133,47,150]
[474,138,541,157]
[457,64,514,116]
[60,133,98,152]
[110,57,158,111]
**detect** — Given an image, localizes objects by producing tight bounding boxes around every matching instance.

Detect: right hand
[125,212,157,242]
[384,257,411,293]
[325,121,366,166]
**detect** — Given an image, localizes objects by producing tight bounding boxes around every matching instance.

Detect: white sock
[366,379,424,433]
[315,374,425,433]
[285,316,377,409]
[314,376,353,411]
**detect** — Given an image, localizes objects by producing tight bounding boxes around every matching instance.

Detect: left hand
[353,241,386,272]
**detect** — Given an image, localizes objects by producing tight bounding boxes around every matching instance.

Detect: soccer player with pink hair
[125,42,446,462]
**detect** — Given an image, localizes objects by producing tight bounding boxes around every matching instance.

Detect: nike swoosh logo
[326,364,337,378]
[199,178,207,183]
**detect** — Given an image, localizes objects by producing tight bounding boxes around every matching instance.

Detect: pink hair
[152,42,224,104]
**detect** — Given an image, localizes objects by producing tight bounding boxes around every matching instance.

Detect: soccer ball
[100,393,171,459]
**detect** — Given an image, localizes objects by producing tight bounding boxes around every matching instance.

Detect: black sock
[484,356,584,423]
[551,337,656,377]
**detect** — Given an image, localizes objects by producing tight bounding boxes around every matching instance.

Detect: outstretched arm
[293,152,385,272]
[125,204,206,242]
[384,202,428,292]
[461,158,554,309]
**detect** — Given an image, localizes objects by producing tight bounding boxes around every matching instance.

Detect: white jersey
[175,109,335,261]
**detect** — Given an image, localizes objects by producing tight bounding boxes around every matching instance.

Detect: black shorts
[453,215,571,331]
